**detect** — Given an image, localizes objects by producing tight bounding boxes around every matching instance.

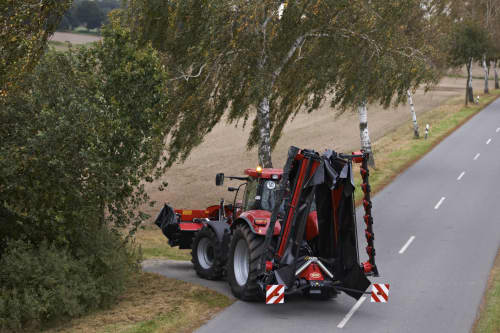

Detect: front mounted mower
[155,146,379,302]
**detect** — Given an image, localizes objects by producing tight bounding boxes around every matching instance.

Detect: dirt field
[142,68,494,217]
[50,32,102,44]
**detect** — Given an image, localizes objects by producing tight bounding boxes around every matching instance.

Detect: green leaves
[0,0,72,95]
[448,20,491,68]
[124,0,444,164]
[0,15,170,250]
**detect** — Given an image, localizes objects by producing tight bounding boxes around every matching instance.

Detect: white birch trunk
[257,96,273,168]
[254,34,305,168]
[407,90,419,139]
[495,60,499,89]
[483,55,489,94]
[358,101,375,167]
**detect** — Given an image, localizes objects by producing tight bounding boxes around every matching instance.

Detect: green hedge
[0,229,138,331]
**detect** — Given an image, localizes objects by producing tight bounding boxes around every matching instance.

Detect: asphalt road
[143,98,500,333]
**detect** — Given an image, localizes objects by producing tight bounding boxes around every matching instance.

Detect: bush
[0,11,168,331]
[0,230,139,331]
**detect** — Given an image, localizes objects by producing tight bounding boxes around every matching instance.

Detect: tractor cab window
[260,180,278,212]
[242,177,285,213]
[243,177,259,211]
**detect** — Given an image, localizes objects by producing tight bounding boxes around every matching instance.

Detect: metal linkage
[360,151,379,276]
[295,257,334,279]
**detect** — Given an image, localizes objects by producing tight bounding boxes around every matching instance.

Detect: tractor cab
[216,167,284,215]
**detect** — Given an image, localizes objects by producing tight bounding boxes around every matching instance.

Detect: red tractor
[156,146,378,302]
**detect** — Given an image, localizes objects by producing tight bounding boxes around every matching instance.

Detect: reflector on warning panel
[371,283,390,303]
[266,285,285,304]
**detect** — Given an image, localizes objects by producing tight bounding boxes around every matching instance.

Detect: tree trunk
[495,60,499,89]
[407,90,419,139]
[466,60,473,105]
[483,55,489,94]
[257,96,273,168]
[358,101,375,167]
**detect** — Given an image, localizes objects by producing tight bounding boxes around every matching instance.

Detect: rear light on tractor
[352,151,364,163]
[363,261,373,274]
[265,261,273,272]
[256,166,263,173]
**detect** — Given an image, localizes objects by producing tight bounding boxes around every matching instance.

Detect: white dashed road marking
[337,296,367,328]
[486,138,492,144]
[434,197,446,210]
[497,127,500,133]
[399,236,416,254]
[457,171,465,181]
[474,153,480,160]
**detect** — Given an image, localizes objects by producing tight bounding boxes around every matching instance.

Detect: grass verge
[136,227,191,261]
[43,272,233,333]
[474,249,500,333]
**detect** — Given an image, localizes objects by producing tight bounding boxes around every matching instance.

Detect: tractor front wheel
[191,226,224,280]
[227,224,265,301]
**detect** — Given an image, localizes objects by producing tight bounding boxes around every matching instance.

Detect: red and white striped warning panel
[266,285,285,304]
[371,283,390,303]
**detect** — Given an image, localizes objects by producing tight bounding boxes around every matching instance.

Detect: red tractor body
[156,146,378,302]
[159,167,313,249]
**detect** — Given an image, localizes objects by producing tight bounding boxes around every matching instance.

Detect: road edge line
[337,296,367,329]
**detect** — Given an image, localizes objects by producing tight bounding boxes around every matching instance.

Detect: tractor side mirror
[215,173,225,186]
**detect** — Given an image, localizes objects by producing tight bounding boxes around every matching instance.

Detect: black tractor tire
[226,224,265,301]
[191,226,225,280]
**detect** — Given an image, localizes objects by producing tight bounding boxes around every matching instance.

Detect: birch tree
[125,0,445,167]
[450,0,499,95]
[478,0,500,93]
[448,21,490,105]
[482,55,490,94]
[358,102,375,166]
[407,90,420,138]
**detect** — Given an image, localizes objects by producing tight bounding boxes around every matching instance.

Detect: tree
[0,12,174,329]
[400,0,452,139]
[448,21,490,105]
[449,0,500,95]
[0,12,170,251]
[125,0,442,167]
[75,0,104,30]
[476,0,499,94]
[0,0,71,95]
[407,90,420,138]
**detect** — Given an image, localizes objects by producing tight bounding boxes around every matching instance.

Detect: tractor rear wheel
[191,226,224,280]
[227,224,265,301]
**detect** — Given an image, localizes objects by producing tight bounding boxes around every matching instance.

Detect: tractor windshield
[243,177,283,213]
